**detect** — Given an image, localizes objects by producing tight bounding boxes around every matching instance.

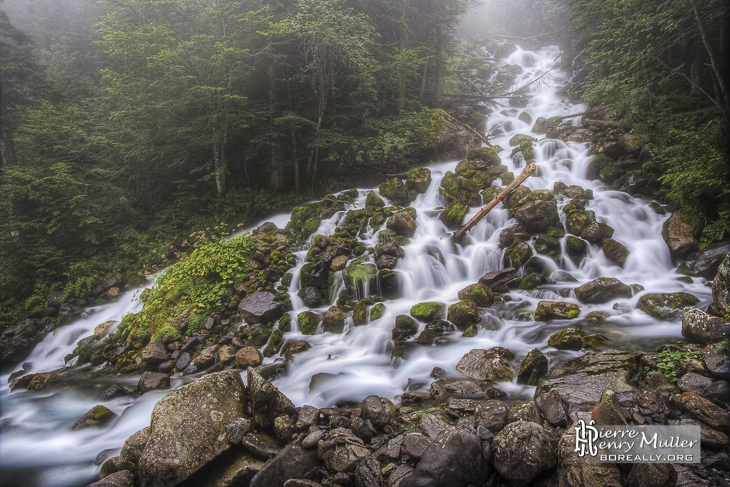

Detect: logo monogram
[574,419,599,457]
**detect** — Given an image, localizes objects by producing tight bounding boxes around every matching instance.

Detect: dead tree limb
[442,113,492,146]
[451,162,537,243]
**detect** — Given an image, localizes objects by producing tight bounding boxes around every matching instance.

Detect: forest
[0,0,728,330]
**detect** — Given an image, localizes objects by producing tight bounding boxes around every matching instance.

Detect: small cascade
[0,44,713,487]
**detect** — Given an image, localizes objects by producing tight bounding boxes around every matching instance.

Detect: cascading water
[0,44,712,487]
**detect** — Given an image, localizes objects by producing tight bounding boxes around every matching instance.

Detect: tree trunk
[213,130,225,196]
[292,129,300,192]
[268,64,284,191]
[0,69,17,167]
[435,24,442,106]
[688,0,727,111]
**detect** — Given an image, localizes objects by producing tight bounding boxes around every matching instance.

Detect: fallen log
[451,162,537,243]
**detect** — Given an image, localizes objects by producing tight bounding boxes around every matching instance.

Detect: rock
[297,312,320,335]
[298,287,322,308]
[456,348,514,382]
[681,307,729,344]
[466,147,501,165]
[457,283,494,308]
[281,341,311,360]
[672,418,729,449]
[185,453,265,487]
[247,368,295,430]
[474,400,511,433]
[410,302,446,322]
[218,345,237,364]
[591,388,628,425]
[392,315,418,341]
[137,372,170,394]
[379,178,408,206]
[439,202,469,228]
[321,306,345,334]
[515,200,560,233]
[704,344,730,381]
[637,292,699,320]
[663,211,699,259]
[535,300,580,321]
[535,350,636,410]
[72,405,117,430]
[558,422,622,487]
[601,238,629,266]
[447,301,479,329]
[400,427,487,487]
[387,211,417,238]
[417,409,454,439]
[362,395,397,429]
[574,277,632,304]
[401,433,431,461]
[85,470,135,487]
[249,445,320,487]
[536,391,570,427]
[238,292,285,324]
[548,327,586,350]
[566,210,595,236]
[676,392,730,432]
[241,432,283,459]
[627,463,677,487]
[102,384,133,401]
[517,348,549,386]
[0,319,44,367]
[493,421,557,486]
[141,340,171,366]
[713,253,730,315]
[94,320,116,337]
[138,370,245,487]
[225,418,253,444]
[355,454,383,487]
[680,243,730,279]
[478,267,517,293]
[406,168,432,194]
[582,334,608,348]
[193,345,218,368]
[317,428,371,473]
[580,222,614,244]
[365,192,385,208]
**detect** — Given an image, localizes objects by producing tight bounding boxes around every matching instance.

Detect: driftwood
[451,162,537,243]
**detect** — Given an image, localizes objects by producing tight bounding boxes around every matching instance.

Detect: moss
[370,303,385,321]
[365,191,385,208]
[518,112,532,125]
[439,202,469,228]
[353,299,368,326]
[637,292,699,320]
[457,283,494,307]
[298,311,320,335]
[519,139,535,162]
[601,238,630,267]
[508,134,537,147]
[565,309,580,319]
[582,334,609,348]
[566,210,596,235]
[263,329,285,357]
[447,300,479,329]
[379,178,408,206]
[405,167,432,194]
[506,242,533,268]
[410,302,446,322]
[548,327,586,350]
[461,325,478,337]
[466,147,500,165]
[278,314,292,332]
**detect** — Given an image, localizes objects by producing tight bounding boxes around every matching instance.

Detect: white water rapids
[0,45,713,487]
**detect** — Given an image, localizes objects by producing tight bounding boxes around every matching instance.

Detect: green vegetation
[647,349,703,382]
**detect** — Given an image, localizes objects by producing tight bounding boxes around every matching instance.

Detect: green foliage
[649,349,703,382]
[131,234,254,338]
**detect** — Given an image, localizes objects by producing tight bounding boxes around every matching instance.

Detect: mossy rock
[462,325,478,337]
[466,147,501,166]
[457,283,494,308]
[637,292,699,320]
[263,329,285,357]
[278,314,292,332]
[322,306,345,334]
[447,300,479,329]
[379,178,409,206]
[566,236,588,262]
[518,273,546,290]
[531,116,562,134]
[586,311,610,323]
[353,299,368,326]
[392,315,419,340]
[406,167,432,194]
[365,192,385,208]
[587,153,614,180]
[582,334,609,349]
[500,171,515,185]
[508,134,537,147]
[345,257,378,295]
[566,210,596,236]
[370,303,385,321]
[546,225,566,238]
[548,327,586,350]
[410,302,446,322]
[599,162,623,185]
[518,112,533,125]
[519,139,535,162]
[72,405,117,430]
[601,238,630,267]
[505,241,533,268]
[535,300,580,321]
[297,311,320,335]
[562,199,587,214]
[516,348,549,386]
[440,202,469,229]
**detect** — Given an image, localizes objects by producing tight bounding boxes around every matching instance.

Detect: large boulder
[321,306,345,334]
[493,422,558,486]
[447,301,479,329]
[72,405,117,430]
[387,211,417,238]
[410,302,446,322]
[713,252,730,315]
[456,348,514,382]
[681,308,729,345]
[662,211,698,259]
[457,283,494,308]
[535,350,636,410]
[406,168,432,194]
[138,370,246,487]
[558,421,622,487]
[400,427,487,487]
[249,445,321,487]
[247,368,294,430]
[238,292,285,324]
[574,277,632,304]
[534,300,580,321]
[679,243,730,279]
[479,267,517,293]
[85,471,135,487]
[637,292,699,320]
[379,178,409,206]
[517,348,549,386]
[515,200,560,233]
[317,428,371,473]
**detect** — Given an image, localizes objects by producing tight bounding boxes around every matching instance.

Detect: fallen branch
[442,113,492,147]
[451,162,537,243]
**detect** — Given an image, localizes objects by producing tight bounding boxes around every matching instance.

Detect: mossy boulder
[370,303,385,321]
[566,236,588,263]
[532,116,562,134]
[548,327,586,350]
[581,222,614,244]
[457,283,494,308]
[72,405,118,430]
[321,306,346,333]
[517,348,549,386]
[518,112,533,125]
[345,258,378,295]
[504,186,532,209]
[505,241,533,268]
[456,348,514,381]
[508,134,537,147]
[581,334,609,349]
[447,300,479,329]
[519,273,546,290]
[515,200,560,233]
[574,277,633,304]
[440,202,469,228]
[440,171,482,207]
[379,178,409,206]
[352,299,369,326]
[601,238,630,267]
[365,192,385,208]
[410,302,446,322]
[566,210,596,236]
[392,315,419,341]
[406,168,432,194]
[386,210,417,238]
[637,292,699,320]
[466,147,501,166]
[535,301,580,321]
[297,311,320,335]
[263,329,285,357]
[587,153,613,180]
[519,139,535,162]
